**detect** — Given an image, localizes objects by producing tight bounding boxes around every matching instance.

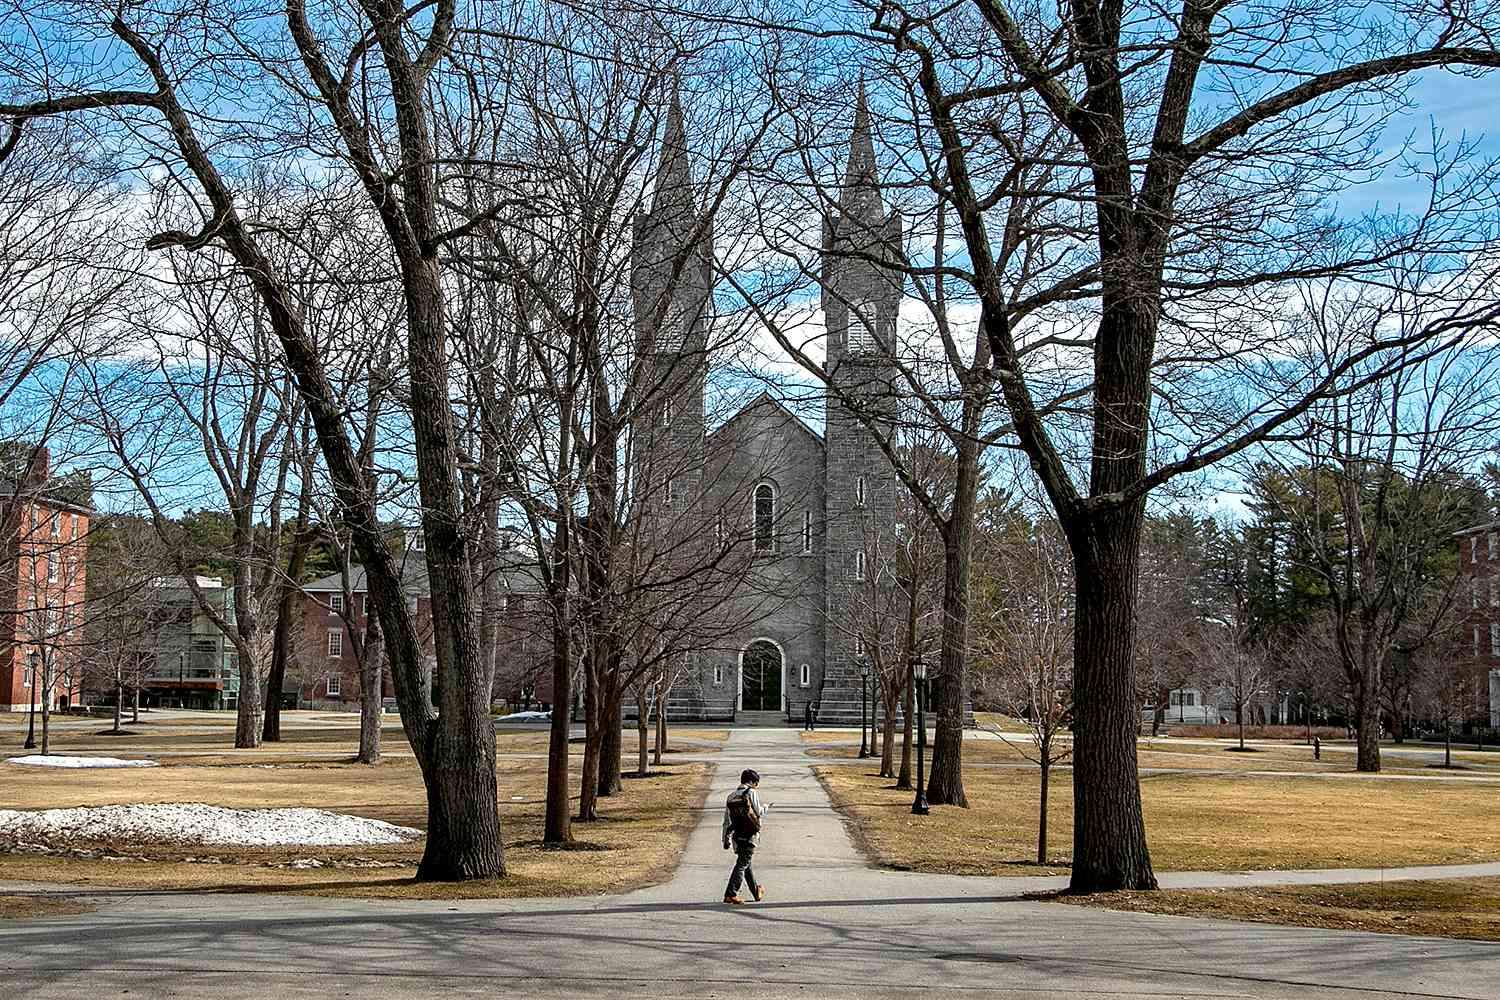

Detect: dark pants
[726,838,759,897]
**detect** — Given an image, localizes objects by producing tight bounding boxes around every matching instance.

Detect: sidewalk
[643,727,1500,901]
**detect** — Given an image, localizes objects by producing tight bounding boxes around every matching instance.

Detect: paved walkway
[6,728,1500,999]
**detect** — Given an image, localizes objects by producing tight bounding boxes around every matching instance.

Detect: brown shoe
[723,895,744,905]
[752,885,766,902]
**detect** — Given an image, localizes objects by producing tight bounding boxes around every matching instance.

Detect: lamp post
[858,657,870,759]
[22,649,38,750]
[911,656,929,815]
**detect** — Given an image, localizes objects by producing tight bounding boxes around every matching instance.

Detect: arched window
[855,476,867,507]
[754,483,775,552]
[799,663,810,687]
[854,549,866,581]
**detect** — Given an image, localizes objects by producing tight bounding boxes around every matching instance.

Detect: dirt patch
[0,893,94,920]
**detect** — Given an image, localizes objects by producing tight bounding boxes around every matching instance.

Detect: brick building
[1453,521,1500,727]
[0,448,91,713]
[297,531,548,710]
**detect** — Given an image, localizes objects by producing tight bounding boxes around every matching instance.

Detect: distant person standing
[722,768,768,904]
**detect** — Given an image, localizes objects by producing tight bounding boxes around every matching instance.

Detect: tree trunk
[356,613,385,764]
[1238,705,1245,751]
[414,719,503,880]
[926,431,979,807]
[598,675,623,797]
[1037,756,1049,865]
[264,525,313,743]
[896,668,914,789]
[40,655,50,755]
[578,656,601,822]
[544,609,573,844]
[879,688,897,778]
[1445,721,1452,768]
[1355,674,1382,772]
[636,687,650,778]
[113,676,123,734]
[654,690,667,766]
[234,652,264,749]
[1067,509,1158,893]
[131,682,140,724]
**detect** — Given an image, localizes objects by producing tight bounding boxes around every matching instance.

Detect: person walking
[722,768,768,904]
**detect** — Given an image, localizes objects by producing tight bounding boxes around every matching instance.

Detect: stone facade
[642,88,900,725]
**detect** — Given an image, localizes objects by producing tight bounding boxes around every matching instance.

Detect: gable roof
[708,391,823,449]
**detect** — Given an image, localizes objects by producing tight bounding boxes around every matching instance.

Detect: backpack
[727,788,761,838]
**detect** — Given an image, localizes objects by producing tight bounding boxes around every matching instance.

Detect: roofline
[709,392,824,447]
[1453,521,1500,537]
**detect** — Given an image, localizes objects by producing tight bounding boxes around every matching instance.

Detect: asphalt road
[4,729,1499,999]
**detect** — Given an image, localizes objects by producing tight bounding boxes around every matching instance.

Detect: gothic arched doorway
[740,640,783,712]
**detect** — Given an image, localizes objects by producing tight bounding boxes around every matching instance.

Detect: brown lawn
[0,729,713,899]
[1057,877,1500,942]
[0,893,94,920]
[816,764,1500,877]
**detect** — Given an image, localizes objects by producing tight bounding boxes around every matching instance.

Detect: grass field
[1058,877,1500,942]
[0,719,717,899]
[816,764,1500,876]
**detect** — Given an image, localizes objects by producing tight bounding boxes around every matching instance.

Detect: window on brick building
[855,634,866,656]
[327,629,343,658]
[1490,623,1499,657]
[49,511,59,537]
[330,593,344,614]
[1474,578,1481,610]
[1489,532,1497,559]
[713,663,723,686]
[1474,536,1481,563]
[326,674,341,697]
[46,551,58,584]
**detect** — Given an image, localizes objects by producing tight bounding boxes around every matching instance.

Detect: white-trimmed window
[754,483,775,552]
[49,511,59,537]
[412,532,426,552]
[362,595,371,615]
[854,549,866,581]
[1474,578,1481,610]
[1489,532,1497,559]
[326,674,341,697]
[327,629,343,658]
[802,511,813,553]
[855,476,867,507]
[1476,625,1483,658]
[1490,623,1499,657]
[46,551,58,584]
[1474,537,1481,563]
[1491,579,1498,609]
[330,593,344,614]
[713,663,723,686]
[799,663,810,687]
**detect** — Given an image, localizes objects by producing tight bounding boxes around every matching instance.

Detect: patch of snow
[6,755,158,769]
[0,803,423,847]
